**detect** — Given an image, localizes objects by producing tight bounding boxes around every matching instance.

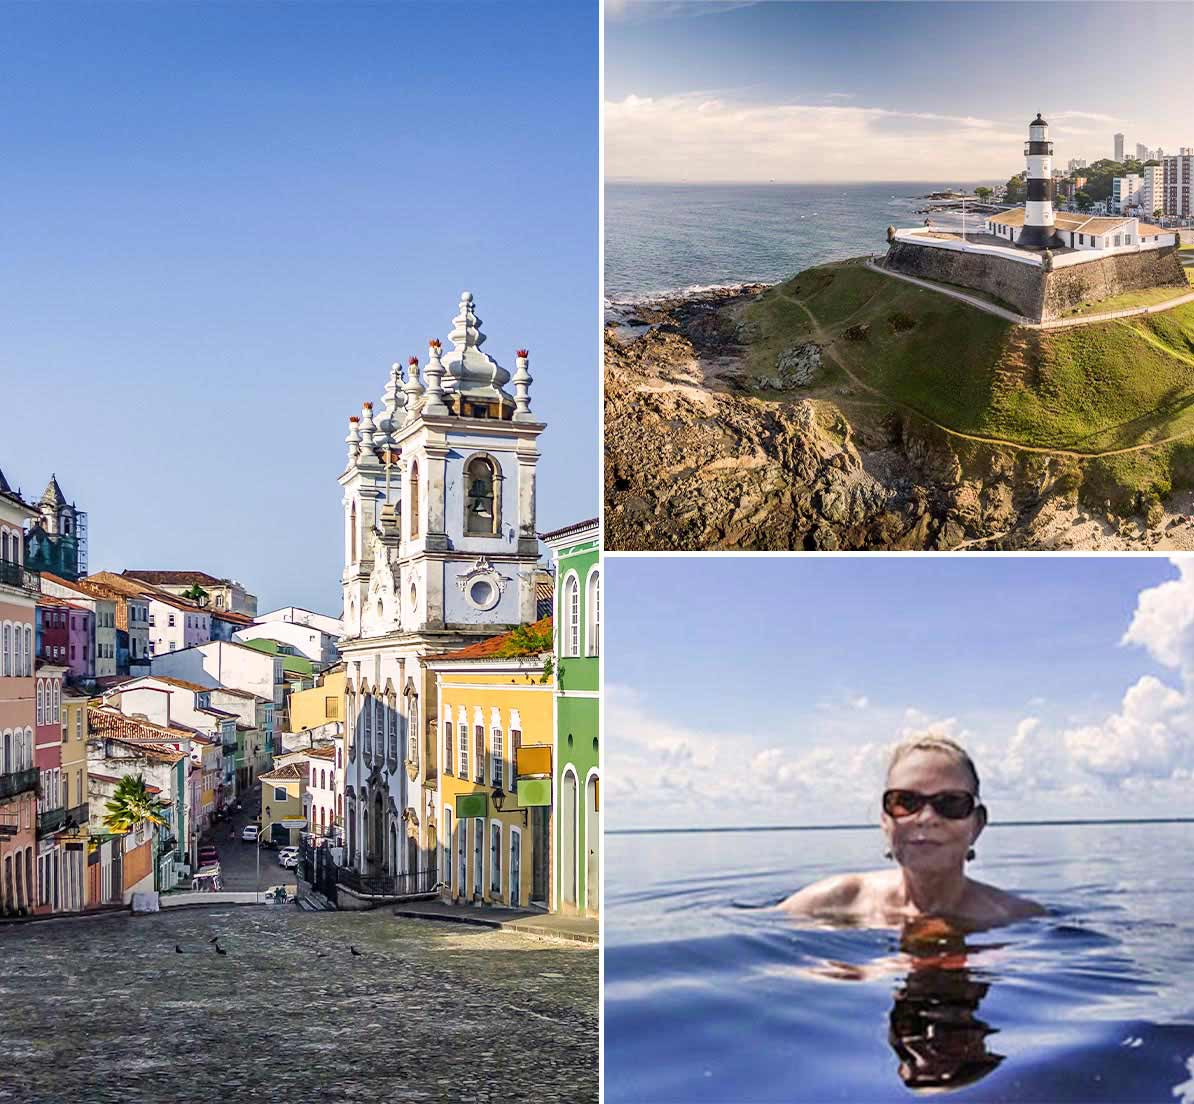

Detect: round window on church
[467,578,498,611]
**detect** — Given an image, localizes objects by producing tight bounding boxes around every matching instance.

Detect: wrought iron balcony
[0,560,39,593]
[37,805,66,837]
[0,768,38,801]
[64,802,89,831]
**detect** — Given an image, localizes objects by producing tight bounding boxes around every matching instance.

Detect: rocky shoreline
[604,278,1194,551]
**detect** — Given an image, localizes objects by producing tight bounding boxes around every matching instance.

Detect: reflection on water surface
[606,822,1194,1103]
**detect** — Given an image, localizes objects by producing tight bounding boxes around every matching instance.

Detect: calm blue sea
[605,181,995,304]
[605,821,1194,1104]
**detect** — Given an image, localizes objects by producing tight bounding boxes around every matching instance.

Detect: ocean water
[605,181,989,304]
[605,821,1194,1104]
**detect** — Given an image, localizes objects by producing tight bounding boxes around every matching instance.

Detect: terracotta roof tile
[123,570,227,587]
[430,616,553,662]
[259,762,305,783]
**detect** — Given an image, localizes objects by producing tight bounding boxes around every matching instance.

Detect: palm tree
[103,774,168,835]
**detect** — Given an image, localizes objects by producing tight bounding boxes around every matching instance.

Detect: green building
[542,519,600,917]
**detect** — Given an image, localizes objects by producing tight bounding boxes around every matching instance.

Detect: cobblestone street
[0,905,598,1104]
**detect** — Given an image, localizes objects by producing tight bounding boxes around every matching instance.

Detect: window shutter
[475,725,484,784]
[444,722,453,775]
[510,730,522,790]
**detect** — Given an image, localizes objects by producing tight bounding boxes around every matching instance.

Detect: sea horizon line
[609,817,1194,836]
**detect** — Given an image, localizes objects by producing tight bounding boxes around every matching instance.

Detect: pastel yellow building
[286,666,345,736]
[258,762,306,847]
[427,618,554,911]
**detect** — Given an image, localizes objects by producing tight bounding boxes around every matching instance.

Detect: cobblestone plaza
[0,906,597,1103]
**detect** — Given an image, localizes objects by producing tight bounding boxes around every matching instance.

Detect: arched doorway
[372,792,384,875]
[585,773,601,916]
[561,769,578,911]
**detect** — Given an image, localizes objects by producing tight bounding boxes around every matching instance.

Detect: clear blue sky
[607,1,1191,182]
[606,556,1194,828]
[0,2,597,614]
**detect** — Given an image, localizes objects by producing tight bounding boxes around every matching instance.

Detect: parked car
[278,847,299,869]
[240,824,260,843]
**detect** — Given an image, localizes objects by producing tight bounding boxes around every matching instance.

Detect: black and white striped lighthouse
[1020,113,1058,249]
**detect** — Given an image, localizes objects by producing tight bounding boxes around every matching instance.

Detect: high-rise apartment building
[1114,133,1125,162]
[1162,152,1193,217]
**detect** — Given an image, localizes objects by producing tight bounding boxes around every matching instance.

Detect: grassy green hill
[741,260,1194,506]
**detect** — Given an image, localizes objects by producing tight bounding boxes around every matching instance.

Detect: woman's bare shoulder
[777,871,885,916]
[968,878,1046,922]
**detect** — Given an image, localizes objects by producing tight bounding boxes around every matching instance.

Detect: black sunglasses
[883,789,978,820]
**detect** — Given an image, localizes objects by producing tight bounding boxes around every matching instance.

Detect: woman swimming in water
[780,736,1043,929]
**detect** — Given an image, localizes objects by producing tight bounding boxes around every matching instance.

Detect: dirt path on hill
[784,289,1194,460]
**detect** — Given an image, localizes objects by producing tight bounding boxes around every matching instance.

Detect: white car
[278,847,299,869]
[240,824,260,842]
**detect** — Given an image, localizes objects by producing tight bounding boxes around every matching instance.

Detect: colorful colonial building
[427,618,554,910]
[542,519,600,917]
[0,472,39,916]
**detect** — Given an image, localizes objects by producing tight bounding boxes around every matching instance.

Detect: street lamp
[491,787,527,826]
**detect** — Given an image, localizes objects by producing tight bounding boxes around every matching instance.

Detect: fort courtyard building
[884,114,1186,323]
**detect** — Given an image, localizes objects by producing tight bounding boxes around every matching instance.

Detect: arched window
[36,682,44,726]
[361,692,372,757]
[407,698,419,765]
[563,575,580,657]
[350,501,357,563]
[587,570,601,656]
[464,456,499,535]
[321,769,326,790]
[409,462,420,539]
[1,532,7,560]
[444,720,453,775]
[24,627,32,676]
[52,681,60,723]
[2,623,10,678]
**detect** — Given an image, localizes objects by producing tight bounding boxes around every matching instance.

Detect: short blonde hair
[886,735,981,795]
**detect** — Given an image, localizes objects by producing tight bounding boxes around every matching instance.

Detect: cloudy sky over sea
[606,1,1191,183]
[606,556,1194,829]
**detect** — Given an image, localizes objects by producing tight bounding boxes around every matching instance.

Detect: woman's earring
[884,848,893,860]
[966,848,976,861]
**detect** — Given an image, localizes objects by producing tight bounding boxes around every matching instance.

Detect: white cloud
[606,93,1026,182]
[1122,557,1194,676]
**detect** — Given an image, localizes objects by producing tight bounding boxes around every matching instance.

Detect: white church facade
[338,292,544,883]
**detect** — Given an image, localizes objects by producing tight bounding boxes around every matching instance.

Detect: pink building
[33,662,66,914]
[0,472,40,915]
[67,603,95,680]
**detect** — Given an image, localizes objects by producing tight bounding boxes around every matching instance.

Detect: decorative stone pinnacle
[403,354,426,425]
[512,349,534,422]
[345,416,361,461]
[422,337,448,416]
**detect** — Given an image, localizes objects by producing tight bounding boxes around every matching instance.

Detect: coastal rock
[604,278,1188,552]
[759,342,821,390]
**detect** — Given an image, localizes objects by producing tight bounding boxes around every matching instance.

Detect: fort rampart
[884,240,1187,323]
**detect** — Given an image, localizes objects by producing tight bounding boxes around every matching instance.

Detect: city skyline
[606,556,1194,830]
[607,1,1190,183]
[0,3,598,615]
